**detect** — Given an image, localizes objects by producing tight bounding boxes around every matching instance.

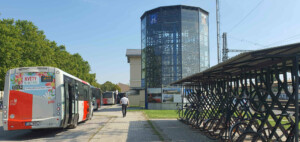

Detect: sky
[1,0,300,84]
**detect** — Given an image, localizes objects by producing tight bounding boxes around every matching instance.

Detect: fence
[172,43,300,141]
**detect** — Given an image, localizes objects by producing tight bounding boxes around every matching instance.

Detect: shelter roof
[171,42,300,85]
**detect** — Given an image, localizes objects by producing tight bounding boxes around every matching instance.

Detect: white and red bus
[2,67,93,131]
[91,87,102,110]
[102,91,116,105]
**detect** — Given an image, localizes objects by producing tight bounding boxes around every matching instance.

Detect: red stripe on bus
[97,99,100,108]
[83,101,89,120]
[81,80,88,85]
[8,90,33,130]
[103,98,108,104]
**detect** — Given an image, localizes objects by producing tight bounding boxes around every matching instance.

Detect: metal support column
[293,56,299,142]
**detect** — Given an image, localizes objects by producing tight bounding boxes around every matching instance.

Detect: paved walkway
[89,105,160,142]
[0,105,215,142]
[90,105,215,142]
[151,119,215,142]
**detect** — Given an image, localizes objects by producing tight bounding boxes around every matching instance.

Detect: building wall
[148,103,178,110]
[127,55,144,107]
[129,57,141,87]
[118,83,130,93]
[141,6,209,88]
[128,90,145,107]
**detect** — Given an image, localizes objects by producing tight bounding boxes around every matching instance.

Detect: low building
[126,49,145,107]
[117,83,130,93]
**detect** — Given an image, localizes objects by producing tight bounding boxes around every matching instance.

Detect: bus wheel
[68,118,78,129]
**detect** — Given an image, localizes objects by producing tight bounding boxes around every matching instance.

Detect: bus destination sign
[41,76,53,82]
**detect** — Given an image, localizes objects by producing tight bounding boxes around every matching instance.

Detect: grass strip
[128,109,177,119]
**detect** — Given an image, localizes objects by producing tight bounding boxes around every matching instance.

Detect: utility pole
[222,33,228,62]
[216,0,220,63]
[222,32,252,61]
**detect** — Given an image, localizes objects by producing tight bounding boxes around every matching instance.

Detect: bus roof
[7,66,90,85]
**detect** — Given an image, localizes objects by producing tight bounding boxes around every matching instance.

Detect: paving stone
[150,119,217,142]
[90,105,161,142]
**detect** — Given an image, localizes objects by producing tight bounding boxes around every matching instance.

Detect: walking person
[120,94,129,117]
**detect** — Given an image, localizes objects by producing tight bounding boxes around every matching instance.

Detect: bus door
[63,81,70,128]
[69,82,79,126]
[63,79,78,128]
[63,79,76,128]
[88,87,93,119]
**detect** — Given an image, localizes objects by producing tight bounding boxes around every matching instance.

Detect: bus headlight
[3,105,7,109]
[57,107,60,111]
[3,110,7,114]
[57,112,60,115]
[4,115,7,118]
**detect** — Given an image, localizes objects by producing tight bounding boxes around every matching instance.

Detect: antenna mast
[216,0,220,63]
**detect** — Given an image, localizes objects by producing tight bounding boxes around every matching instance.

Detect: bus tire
[68,117,78,129]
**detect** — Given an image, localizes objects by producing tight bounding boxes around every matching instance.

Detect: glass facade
[141,6,209,104]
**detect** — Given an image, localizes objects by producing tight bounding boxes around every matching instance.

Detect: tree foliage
[100,81,121,92]
[0,18,102,90]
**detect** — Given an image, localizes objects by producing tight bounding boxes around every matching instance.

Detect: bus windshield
[103,92,113,98]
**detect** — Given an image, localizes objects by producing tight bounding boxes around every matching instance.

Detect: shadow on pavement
[149,119,217,142]
[0,122,90,141]
[0,126,63,141]
[126,120,160,142]
[99,107,122,112]
[127,107,144,110]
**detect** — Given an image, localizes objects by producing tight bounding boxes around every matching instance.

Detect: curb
[150,119,172,142]
[140,111,170,142]
[88,116,114,142]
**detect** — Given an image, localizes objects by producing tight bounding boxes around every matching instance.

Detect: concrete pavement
[89,105,161,142]
[0,105,214,142]
[93,105,215,142]
[151,119,216,142]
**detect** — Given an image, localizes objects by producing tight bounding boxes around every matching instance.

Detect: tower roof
[141,5,209,19]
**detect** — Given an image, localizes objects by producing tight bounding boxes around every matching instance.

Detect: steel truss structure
[172,43,300,142]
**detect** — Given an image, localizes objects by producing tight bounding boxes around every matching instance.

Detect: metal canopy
[171,42,300,85]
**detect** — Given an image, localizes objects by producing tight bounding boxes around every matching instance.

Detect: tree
[114,84,121,93]
[0,18,101,90]
[100,81,121,92]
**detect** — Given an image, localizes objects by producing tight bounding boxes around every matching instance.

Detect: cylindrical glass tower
[141,5,209,109]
